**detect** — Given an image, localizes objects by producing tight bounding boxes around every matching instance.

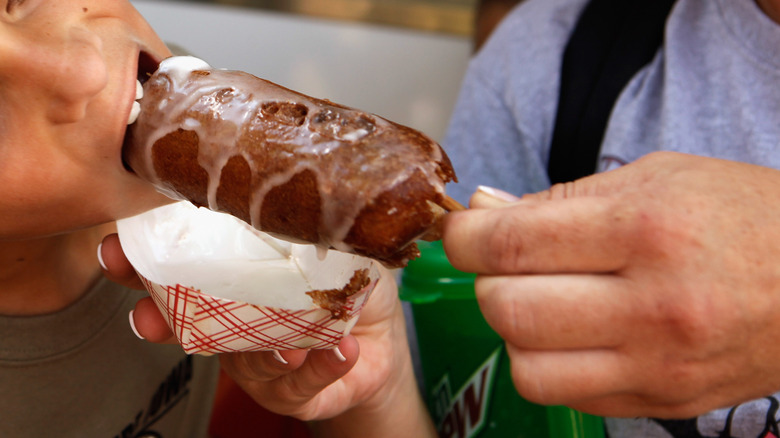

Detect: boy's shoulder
[471,0,589,86]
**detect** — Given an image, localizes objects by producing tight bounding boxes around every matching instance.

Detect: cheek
[35,28,109,124]
[0,165,83,237]
[0,124,166,238]
[10,27,109,124]
[0,126,102,204]
[0,156,128,238]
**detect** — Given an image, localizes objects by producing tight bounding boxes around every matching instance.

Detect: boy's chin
[112,191,176,223]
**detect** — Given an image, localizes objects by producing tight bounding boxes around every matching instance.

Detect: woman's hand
[99,233,435,437]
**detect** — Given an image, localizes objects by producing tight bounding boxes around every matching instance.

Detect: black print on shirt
[113,355,194,438]
[653,396,780,438]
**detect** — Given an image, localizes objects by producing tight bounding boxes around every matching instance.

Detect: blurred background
[129,0,511,143]
[152,0,478,35]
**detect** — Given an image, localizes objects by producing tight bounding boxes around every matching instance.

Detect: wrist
[311,343,435,437]
[312,374,434,438]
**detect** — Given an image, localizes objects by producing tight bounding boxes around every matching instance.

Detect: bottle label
[431,347,501,438]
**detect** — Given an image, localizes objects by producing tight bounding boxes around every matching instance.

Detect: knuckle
[481,209,528,273]
[509,359,554,405]
[618,200,686,261]
[476,277,526,337]
[647,286,730,356]
[503,345,562,406]
[270,377,313,414]
[675,299,729,351]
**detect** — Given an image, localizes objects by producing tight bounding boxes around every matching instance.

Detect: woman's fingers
[98,233,145,290]
[99,233,177,344]
[221,336,360,419]
[131,297,177,344]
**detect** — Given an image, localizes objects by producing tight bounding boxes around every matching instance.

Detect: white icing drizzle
[127,56,448,254]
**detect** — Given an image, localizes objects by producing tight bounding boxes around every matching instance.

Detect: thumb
[524,152,690,202]
[523,165,637,202]
[467,168,629,209]
[469,186,522,209]
[467,164,635,208]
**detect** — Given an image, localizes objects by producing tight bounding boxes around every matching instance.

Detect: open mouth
[129,51,160,123]
[123,51,160,171]
[137,50,159,85]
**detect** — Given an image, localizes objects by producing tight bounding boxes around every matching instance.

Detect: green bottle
[401,241,605,438]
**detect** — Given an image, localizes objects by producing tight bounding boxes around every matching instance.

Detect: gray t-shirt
[0,277,220,437]
[446,0,780,203]
[443,0,780,436]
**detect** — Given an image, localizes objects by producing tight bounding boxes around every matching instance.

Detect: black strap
[547,0,676,184]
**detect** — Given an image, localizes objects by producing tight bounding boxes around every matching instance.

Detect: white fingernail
[477,185,521,202]
[272,350,288,364]
[97,242,108,271]
[332,346,347,362]
[128,310,145,340]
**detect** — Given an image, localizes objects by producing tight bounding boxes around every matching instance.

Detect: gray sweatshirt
[443,0,780,436]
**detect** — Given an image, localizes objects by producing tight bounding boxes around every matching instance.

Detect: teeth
[128,101,141,125]
[128,79,144,125]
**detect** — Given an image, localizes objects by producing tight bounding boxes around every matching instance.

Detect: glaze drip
[124,56,456,267]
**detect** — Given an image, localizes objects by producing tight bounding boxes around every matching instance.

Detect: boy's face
[0,0,173,240]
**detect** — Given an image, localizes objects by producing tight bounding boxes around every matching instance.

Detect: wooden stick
[439,195,466,212]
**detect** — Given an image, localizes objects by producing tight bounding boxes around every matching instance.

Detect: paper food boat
[117,202,379,355]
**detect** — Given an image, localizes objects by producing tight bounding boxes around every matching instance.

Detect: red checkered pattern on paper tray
[140,277,375,355]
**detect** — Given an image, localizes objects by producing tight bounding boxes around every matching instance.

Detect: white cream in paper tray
[117,201,379,355]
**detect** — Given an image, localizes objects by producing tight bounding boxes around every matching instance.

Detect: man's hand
[442,151,780,419]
